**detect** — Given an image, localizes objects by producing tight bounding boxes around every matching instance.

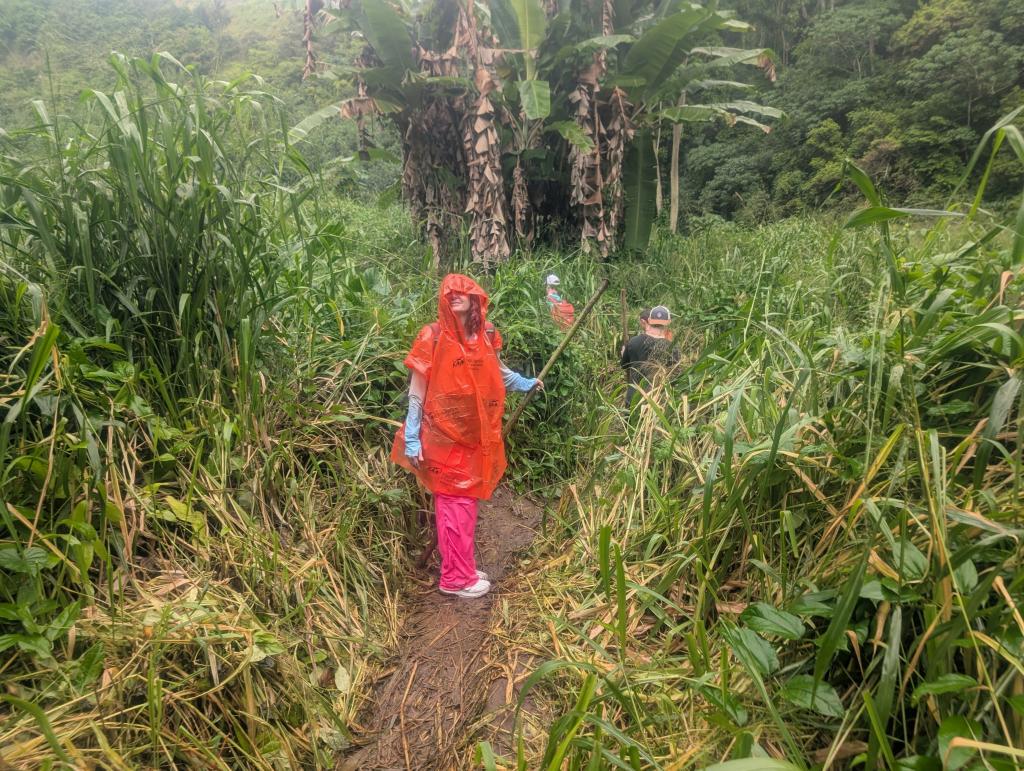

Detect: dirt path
[340,488,542,770]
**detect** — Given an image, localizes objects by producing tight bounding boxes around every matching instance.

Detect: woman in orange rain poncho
[392,274,542,599]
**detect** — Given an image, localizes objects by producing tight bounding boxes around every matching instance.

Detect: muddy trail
[340,488,542,770]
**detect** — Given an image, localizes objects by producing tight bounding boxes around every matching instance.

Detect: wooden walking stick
[503,278,610,439]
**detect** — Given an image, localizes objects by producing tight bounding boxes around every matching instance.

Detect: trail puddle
[340,488,541,770]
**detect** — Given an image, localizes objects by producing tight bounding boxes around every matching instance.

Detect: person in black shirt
[620,305,678,407]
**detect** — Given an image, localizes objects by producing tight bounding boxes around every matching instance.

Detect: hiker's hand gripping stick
[502,278,610,439]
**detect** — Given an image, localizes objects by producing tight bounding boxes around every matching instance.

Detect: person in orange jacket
[392,274,542,598]
[544,273,575,329]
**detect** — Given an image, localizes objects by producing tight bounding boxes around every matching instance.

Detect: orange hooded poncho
[391,274,508,499]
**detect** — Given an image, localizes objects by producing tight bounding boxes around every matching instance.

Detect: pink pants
[434,493,479,591]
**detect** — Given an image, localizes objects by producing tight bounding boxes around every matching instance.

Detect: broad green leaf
[574,34,635,54]
[690,79,755,91]
[701,686,748,726]
[844,206,961,229]
[339,148,402,164]
[361,63,411,92]
[938,715,981,770]
[289,104,341,143]
[710,100,783,119]
[892,538,927,582]
[779,674,844,717]
[606,74,647,89]
[518,79,551,120]
[489,0,520,51]
[546,121,594,151]
[659,105,722,123]
[74,643,105,689]
[911,674,978,703]
[507,0,546,78]
[623,128,656,251]
[789,590,836,618]
[509,0,546,50]
[860,580,886,601]
[17,633,54,660]
[624,8,711,97]
[359,0,414,73]
[690,46,773,68]
[45,601,80,642]
[732,115,772,133]
[740,603,805,640]
[248,630,285,663]
[953,559,978,593]
[0,546,57,576]
[724,625,779,676]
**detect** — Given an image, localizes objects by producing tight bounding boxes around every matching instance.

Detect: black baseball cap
[648,305,671,326]
[640,308,651,321]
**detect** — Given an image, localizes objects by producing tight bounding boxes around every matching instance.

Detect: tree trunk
[669,92,686,234]
[654,124,663,215]
[669,124,682,233]
[302,0,316,80]
[667,93,684,231]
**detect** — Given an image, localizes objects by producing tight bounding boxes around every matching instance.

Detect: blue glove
[501,366,538,393]
[404,394,423,459]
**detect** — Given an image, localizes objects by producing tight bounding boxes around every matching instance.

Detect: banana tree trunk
[653,124,662,215]
[669,94,684,233]
[302,0,316,79]
[669,122,681,233]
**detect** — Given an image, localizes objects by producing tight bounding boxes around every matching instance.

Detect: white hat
[545,274,560,286]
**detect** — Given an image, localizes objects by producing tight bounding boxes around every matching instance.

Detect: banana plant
[304,0,778,261]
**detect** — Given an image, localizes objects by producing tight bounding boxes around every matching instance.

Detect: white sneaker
[440,578,491,598]
[476,570,489,581]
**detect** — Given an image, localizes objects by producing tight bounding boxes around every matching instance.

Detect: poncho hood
[437,273,490,342]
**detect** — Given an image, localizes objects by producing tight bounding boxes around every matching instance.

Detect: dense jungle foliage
[0,0,1022,769]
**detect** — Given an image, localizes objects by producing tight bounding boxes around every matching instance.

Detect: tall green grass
[3,52,1021,771]
[0,53,610,767]
[0,54,433,768]
[489,135,1024,768]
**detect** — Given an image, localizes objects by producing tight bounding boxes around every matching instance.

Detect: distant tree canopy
[686,0,1024,224]
[2,0,1020,237]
